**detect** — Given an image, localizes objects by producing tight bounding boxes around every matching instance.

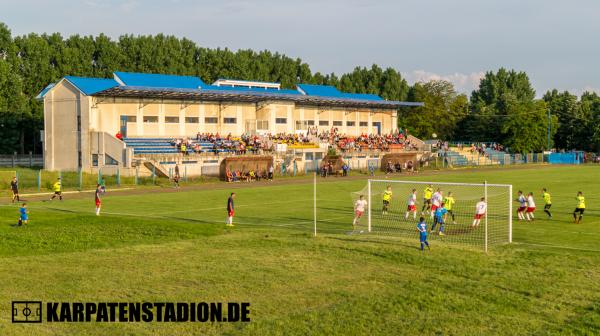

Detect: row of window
[126,116,371,127]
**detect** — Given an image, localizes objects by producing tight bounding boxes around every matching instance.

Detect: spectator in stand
[116,131,123,141]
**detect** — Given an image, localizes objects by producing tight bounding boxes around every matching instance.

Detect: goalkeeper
[430,202,448,236]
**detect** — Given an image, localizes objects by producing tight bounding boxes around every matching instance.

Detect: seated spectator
[394,162,402,172]
[386,161,394,174]
[226,169,233,182]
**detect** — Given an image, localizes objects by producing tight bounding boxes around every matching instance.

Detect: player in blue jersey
[430,202,448,236]
[18,203,28,226]
[416,216,430,251]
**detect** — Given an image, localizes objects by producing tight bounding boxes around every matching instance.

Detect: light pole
[547,109,551,150]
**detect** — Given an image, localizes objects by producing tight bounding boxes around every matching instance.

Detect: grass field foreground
[0,165,599,335]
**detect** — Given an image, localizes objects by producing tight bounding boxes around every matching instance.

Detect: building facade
[38,72,422,172]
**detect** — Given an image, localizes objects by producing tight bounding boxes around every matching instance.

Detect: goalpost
[352,180,512,252]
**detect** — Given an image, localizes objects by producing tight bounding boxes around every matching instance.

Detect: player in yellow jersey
[382,186,393,215]
[50,177,63,201]
[421,184,433,215]
[542,188,552,219]
[574,191,585,224]
[444,191,456,224]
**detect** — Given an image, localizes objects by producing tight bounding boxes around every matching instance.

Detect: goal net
[351,180,512,251]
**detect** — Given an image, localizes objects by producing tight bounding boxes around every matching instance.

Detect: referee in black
[10,176,20,203]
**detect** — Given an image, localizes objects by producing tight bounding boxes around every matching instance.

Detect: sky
[2,0,600,96]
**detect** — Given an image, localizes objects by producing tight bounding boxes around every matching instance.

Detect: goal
[351,180,512,252]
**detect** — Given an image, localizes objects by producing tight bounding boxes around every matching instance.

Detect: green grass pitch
[1,165,599,335]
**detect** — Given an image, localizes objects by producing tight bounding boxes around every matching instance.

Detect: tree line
[1,22,599,154]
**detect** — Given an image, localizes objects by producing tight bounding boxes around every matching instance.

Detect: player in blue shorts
[430,202,448,236]
[416,216,430,251]
[18,203,28,226]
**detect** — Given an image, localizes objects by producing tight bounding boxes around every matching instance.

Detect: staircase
[451,147,502,165]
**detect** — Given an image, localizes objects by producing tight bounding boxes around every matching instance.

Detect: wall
[43,80,81,171]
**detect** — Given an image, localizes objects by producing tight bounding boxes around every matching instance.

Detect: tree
[543,90,579,150]
[399,80,468,140]
[463,68,553,151]
[500,97,557,153]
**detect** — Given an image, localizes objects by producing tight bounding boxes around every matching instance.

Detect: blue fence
[548,152,585,164]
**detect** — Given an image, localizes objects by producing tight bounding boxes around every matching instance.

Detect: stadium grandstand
[37,72,423,177]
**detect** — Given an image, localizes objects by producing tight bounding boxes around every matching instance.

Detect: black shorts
[12,189,19,194]
[383,200,390,206]
[574,208,585,215]
[424,199,431,205]
[544,204,552,210]
[54,191,62,195]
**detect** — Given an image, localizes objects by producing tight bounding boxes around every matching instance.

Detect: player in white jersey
[525,192,536,221]
[472,197,487,227]
[430,189,443,218]
[515,190,527,220]
[405,189,418,219]
[353,195,368,229]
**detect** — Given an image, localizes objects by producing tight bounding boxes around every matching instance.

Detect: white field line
[27,202,351,229]
[18,188,135,197]
[148,199,316,215]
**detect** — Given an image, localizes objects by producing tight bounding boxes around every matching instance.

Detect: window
[360,121,369,127]
[165,116,179,123]
[295,120,315,130]
[305,152,314,161]
[223,117,237,124]
[319,120,329,126]
[315,152,323,160]
[257,120,269,130]
[333,121,342,126]
[143,116,158,123]
[275,118,287,124]
[185,117,199,123]
[346,121,356,126]
[125,116,136,122]
[92,154,98,167]
[105,154,118,166]
[205,117,218,124]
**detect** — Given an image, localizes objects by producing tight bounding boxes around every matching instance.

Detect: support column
[158,100,165,136]
[179,103,186,136]
[137,100,144,135]
[287,104,293,133]
[199,104,205,134]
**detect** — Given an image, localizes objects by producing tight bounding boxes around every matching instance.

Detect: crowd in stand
[316,128,418,152]
[167,128,417,155]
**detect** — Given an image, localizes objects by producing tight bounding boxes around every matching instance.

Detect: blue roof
[35,83,56,99]
[340,93,383,101]
[114,71,206,89]
[64,76,119,95]
[205,85,301,95]
[297,84,341,96]
[297,84,383,101]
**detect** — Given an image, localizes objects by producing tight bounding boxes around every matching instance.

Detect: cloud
[406,70,485,94]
